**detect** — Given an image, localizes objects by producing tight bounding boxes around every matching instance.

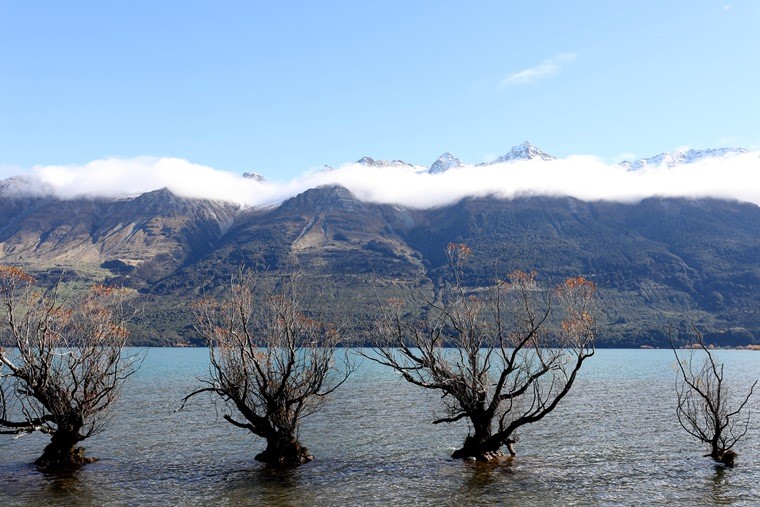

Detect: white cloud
[501,52,577,86]
[24,157,290,206]
[324,153,760,208]
[4,150,759,209]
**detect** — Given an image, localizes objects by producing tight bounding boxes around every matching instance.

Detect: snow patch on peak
[356,157,414,169]
[482,141,556,165]
[620,147,749,171]
[242,172,266,182]
[429,152,462,174]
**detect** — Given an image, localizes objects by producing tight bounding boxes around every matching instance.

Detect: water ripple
[1,348,759,506]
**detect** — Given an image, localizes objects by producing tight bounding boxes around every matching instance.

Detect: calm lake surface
[2,348,759,506]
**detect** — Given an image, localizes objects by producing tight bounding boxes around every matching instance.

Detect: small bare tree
[671,326,757,467]
[0,266,141,470]
[367,244,597,461]
[183,270,353,466]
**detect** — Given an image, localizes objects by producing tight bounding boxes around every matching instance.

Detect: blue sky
[1,1,758,181]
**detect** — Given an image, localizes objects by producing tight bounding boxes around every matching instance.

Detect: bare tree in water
[0,266,141,470]
[183,270,353,466]
[367,244,597,461]
[671,326,757,467]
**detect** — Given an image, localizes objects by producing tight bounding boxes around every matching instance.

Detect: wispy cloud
[4,150,759,209]
[501,52,577,86]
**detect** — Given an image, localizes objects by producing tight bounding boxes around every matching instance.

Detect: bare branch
[187,267,354,465]
[671,325,756,467]
[365,246,598,461]
[0,266,140,469]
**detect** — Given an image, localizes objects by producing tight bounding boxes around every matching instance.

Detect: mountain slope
[404,196,760,345]
[0,188,240,287]
[0,184,758,347]
[140,185,430,344]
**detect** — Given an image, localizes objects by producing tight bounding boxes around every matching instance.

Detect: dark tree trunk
[451,417,509,461]
[708,435,737,467]
[451,436,503,461]
[255,436,313,466]
[710,441,721,462]
[718,450,737,467]
[34,431,93,470]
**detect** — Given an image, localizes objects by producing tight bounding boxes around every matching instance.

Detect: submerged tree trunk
[452,436,502,461]
[718,451,738,467]
[186,268,353,469]
[710,438,721,462]
[671,326,755,469]
[451,436,517,461]
[34,431,93,470]
[450,417,512,462]
[708,437,738,467]
[255,436,313,466]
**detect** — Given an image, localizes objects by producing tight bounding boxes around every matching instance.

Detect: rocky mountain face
[0,187,240,289]
[1,154,758,347]
[429,153,462,174]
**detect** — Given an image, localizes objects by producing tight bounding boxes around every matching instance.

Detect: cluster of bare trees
[1,244,757,472]
[172,245,601,466]
[0,265,354,470]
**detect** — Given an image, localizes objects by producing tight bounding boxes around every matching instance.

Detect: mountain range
[347,141,748,175]
[0,144,757,347]
[618,147,749,171]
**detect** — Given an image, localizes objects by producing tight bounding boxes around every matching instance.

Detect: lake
[1,348,759,506]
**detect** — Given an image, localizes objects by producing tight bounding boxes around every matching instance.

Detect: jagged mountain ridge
[173,184,426,282]
[620,147,749,170]
[314,142,748,177]
[360,141,557,175]
[355,156,415,169]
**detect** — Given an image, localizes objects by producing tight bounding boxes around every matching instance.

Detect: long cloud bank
[2,152,759,208]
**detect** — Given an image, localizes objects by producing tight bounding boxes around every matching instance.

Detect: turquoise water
[1,348,759,506]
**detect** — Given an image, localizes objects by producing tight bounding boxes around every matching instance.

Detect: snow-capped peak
[620,147,749,171]
[428,152,462,174]
[242,172,266,182]
[482,141,556,165]
[355,156,414,169]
